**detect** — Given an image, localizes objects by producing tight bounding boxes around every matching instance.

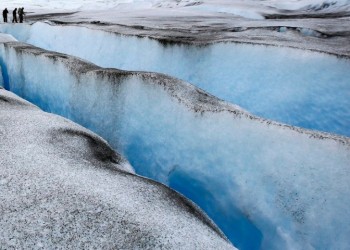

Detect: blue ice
[1,22,349,136]
[0,40,349,249]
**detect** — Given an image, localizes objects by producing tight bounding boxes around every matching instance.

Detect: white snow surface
[0,39,349,249]
[0,87,234,249]
[1,0,349,20]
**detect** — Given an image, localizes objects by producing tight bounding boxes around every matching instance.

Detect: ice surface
[1,22,349,136]
[0,39,349,249]
[0,0,349,17]
[272,0,350,11]
[0,0,349,249]
[0,33,16,43]
[0,87,234,249]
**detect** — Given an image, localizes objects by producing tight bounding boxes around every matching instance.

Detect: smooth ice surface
[0,40,349,249]
[0,88,234,249]
[1,22,349,136]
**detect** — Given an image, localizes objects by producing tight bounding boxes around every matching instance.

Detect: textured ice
[1,1,349,248]
[0,0,349,16]
[0,39,349,249]
[1,22,349,136]
[0,88,234,249]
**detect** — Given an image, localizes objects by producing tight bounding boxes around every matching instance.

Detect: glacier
[0,87,234,249]
[1,0,350,248]
[1,22,349,136]
[0,37,349,249]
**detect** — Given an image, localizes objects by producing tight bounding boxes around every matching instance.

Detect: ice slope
[0,39,349,249]
[0,87,234,249]
[1,22,349,137]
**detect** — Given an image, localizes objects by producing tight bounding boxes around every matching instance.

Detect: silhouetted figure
[12,8,17,23]
[18,7,24,23]
[2,8,8,22]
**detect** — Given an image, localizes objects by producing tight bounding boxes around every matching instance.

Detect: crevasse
[1,22,349,136]
[0,39,349,250]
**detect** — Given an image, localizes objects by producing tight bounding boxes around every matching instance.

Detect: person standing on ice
[18,7,24,23]
[12,8,18,23]
[2,8,8,22]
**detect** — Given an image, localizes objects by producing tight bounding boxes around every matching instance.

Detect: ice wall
[1,22,350,137]
[0,40,349,249]
[0,34,16,89]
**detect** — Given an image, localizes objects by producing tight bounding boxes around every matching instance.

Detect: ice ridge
[0,87,234,249]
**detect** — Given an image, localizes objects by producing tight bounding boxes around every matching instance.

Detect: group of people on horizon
[2,7,25,23]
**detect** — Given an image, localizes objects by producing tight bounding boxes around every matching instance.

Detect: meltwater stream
[0,22,349,136]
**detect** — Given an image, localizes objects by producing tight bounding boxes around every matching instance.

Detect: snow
[1,22,349,137]
[269,0,350,11]
[0,87,234,249]
[0,38,349,249]
[0,0,349,16]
